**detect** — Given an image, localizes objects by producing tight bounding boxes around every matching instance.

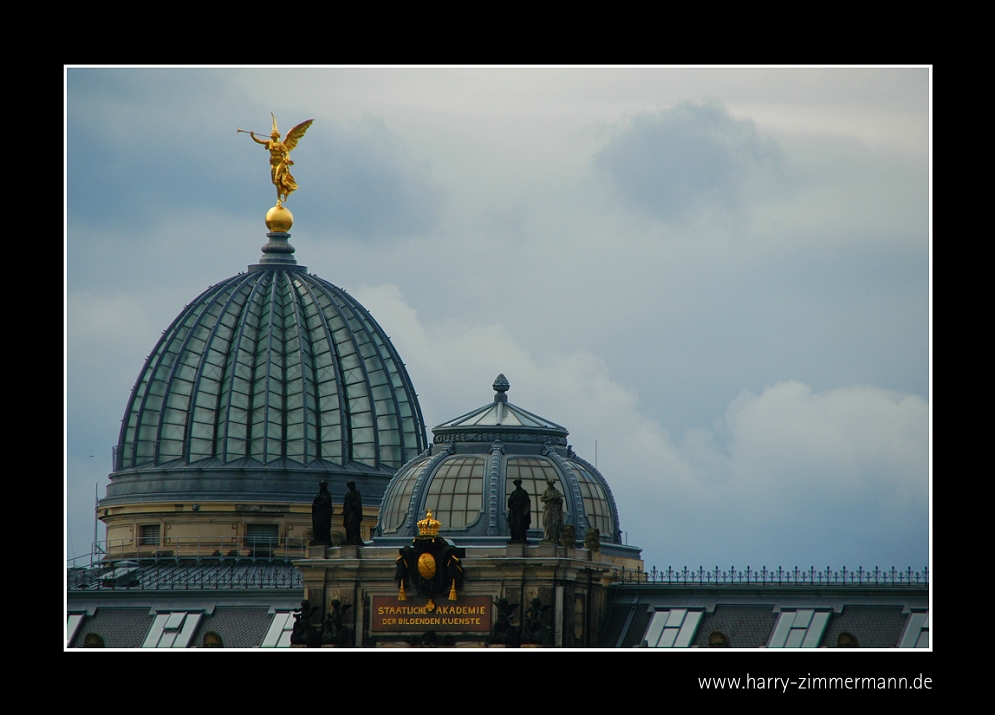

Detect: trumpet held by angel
[241,114,314,204]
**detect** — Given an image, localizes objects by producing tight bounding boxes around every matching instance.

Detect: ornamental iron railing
[610,565,929,587]
[68,537,309,567]
[67,560,303,591]
[67,537,306,591]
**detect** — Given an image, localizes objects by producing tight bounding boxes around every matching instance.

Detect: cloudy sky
[66,67,930,572]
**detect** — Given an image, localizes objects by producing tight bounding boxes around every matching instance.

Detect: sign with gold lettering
[371,595,492,633]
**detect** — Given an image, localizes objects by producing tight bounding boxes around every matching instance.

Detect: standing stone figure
[584,527,601,552]
[560,523,576,547]
[343,481,364,545]
[311,480,333,545]
[507,478,531,543]
[541,478,563,544]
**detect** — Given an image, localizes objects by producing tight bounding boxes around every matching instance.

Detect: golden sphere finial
[265,203,293,232]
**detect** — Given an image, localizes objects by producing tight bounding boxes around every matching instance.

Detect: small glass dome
[375,375,622,544]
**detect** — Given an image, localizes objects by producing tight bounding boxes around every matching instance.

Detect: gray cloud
[595,98,783,224]
[295,117,445,241]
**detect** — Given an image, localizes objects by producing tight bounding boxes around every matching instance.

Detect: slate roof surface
[691,605,779,648]
[70,608,154,648]
[190,607,275,649]
[822,605,909,648]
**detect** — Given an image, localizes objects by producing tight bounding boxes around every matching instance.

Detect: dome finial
[493,374,509,403]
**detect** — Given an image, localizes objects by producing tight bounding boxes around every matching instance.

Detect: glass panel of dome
[228,407,247,427]
[352,413,374,430]
[338,352,359,371]
[162,422,184,439]
[196,384,219,405]
[367,371,388,389]
[202,360,223,380]
[322,443,342,462]
[318,394,338,412]
[353,444,376,462]
[135,442,154,461]
[382,461,426,533]
[425,457,486,531]
[172,379,194,397]
[345,381,368,402]
[287,424,304,440]
[379,446,400,465]
[165,391,189,410]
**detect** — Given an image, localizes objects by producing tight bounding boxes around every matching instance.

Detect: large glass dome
[103,247,427,507]
[375,375,622,545]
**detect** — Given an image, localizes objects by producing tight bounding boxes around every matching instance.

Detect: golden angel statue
[243,114,314,204]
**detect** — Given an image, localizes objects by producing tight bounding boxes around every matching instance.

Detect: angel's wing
[284,119,314,152]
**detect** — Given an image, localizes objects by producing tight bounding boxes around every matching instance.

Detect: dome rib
[287,276,320,465]
[258,273,279,463]
[318,281,381,467]
[295,277,348,464]
[219,274,268,464]
[186,273,256,464]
